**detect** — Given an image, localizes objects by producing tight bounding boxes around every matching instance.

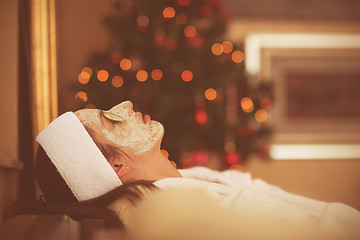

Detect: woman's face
[75,101,164,157]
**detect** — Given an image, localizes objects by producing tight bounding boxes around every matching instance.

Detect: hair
[14,146,157,229]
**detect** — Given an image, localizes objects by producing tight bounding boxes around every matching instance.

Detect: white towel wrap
[36,112,122,201]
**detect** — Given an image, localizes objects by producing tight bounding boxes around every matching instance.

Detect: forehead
[75,109,102,128]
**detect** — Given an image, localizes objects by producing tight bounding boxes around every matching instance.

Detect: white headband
[36,112,122,201]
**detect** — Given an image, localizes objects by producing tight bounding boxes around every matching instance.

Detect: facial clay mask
[76,101,164,156]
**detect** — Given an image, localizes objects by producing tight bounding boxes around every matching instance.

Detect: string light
[161,149,169,158]
[181,70,193,82]
[78,71,90,84]
[137,15,149,27]
[175,13,188,24]
[255,109,268,122]
[163,7,175,18]
[184,25,196,38]
[136,70,148,82]
[231,50,244,63]
[205,88,217,101]
[241,97,254,113]
[75,91,88,102]
[111,76,124,88]
[120,58,132,70]
[81,67,93,76]
[222,41,233,54]
[211,43,223,55]
[151,69,163,81]
[97,70,109,82]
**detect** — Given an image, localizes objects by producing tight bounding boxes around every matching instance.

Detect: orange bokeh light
[161,149,169,158]
[163,7,175,18]
[222,41,233,54]
[81,67,93,76]
[184,25,196,38]
[241,97,254,113]
[112,76,124,88]
[75,91,88,102]
[255,109,268,122]
[175,13,188,24]
[205,88,217,101]
[78,71,90,84]
[181,70,193,82]
[97,70,109,82]
[211,43,223,55]
[231,50,244,63]
[136,70,148,82]
[151,69,163,81]
[120,58,132,71]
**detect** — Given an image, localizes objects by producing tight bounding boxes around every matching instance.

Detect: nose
[123,100,133,110]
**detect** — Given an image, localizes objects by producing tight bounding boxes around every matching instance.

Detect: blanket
[142,167,360,240]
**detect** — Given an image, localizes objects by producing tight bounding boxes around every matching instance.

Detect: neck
[138,149,182,181]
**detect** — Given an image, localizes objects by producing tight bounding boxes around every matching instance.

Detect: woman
[27,100,360,238]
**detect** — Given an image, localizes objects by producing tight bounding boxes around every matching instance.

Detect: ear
[116,164,131,179]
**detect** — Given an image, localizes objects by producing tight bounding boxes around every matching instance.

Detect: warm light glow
[270,144,360,160]
[175,13,188,24]
[78,71,90,84]
[97,70,109,82]
[255,109,268,122]
[184,25,196,38]
[120,58,132,71]
[75,91,87,102]
[137,15,149,27]
[161,149,169,158]
[231,50,244,63]
[81,67,93,76]
[181,70,193,82]
[136,70,148,82]
[222,41,233,53]
[205,88,217,101]
[241,97,254,113]
[211,43,223,55]
[229,164,242,171]
[151,69,163,81]
[163,7,175,18]
[111,76,124,88]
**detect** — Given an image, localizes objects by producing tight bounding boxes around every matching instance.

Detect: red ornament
[177,0,190,6]
[195,109,207,125]
[187,34,205,48]
[192,151,209,165]
[110,52,122,64]
[224,152,240,165]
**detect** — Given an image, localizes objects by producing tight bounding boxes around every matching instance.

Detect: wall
[0,0,21,224]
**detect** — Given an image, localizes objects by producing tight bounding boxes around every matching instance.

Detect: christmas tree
[75,0,272,169]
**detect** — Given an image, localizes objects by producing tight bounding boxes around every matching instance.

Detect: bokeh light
[111,76,124,88]
[255,109,268,122]
[151,69,163,81]
[205,88,217,101]
[161,149,169,158]
[75,91,87,102]
[222,41,233,54]
[241,97,254,113]
[195,110,207,124]
[137,15,149,27]
[81,67,93,76]
[231,50,244,63]
[136,70,148,82]
[184,25,196,38]
[211,43,223,55]
[163,7,175,18]
[175,13,188,24]
[97,70,109,82]
[78,71,90,84]
[120,58,132,71]
[181,70,193,82]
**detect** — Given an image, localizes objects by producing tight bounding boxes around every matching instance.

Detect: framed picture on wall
[244,33,360,159]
